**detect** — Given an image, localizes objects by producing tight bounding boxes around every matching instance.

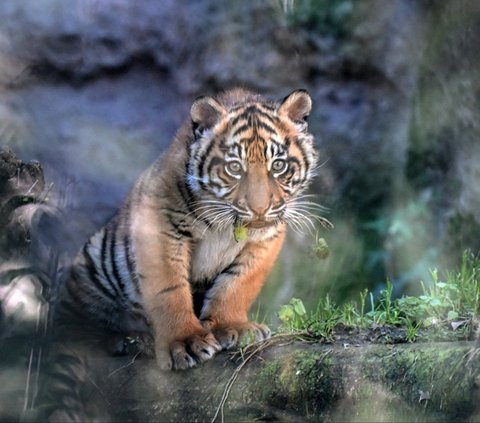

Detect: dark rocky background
[0,0,479,333]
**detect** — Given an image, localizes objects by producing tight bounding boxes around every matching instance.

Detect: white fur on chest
[190,228,244,282]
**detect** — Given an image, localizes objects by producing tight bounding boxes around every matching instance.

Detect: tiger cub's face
[187,89,318,232]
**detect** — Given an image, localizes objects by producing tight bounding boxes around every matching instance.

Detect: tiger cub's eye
[271,159,287,173]
[226,161,243,175]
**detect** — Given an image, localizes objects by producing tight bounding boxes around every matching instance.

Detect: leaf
[278,305,295,323]
[291,298,306,316]
[233,223,248,242]
[447,310,459,320]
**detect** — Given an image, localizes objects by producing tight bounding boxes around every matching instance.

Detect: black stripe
[197,140,216,186]
[239,136,254,144]
[177,177,213,228]
[110,228,127,298]
[167,255,187,264]
[123,234,136,279]
[220,261,241,276]
[271,139,285,154]
[183,159,197,205]
[157,284,186,295]
[250,106,278,123]
[168,216,193,238]
[123,233,142,298]
[262,103,276,111]
[254,134,266,143]
[229,104,245,113]
[294,136,311,174]
[82,244,116,300]
[217,171,233,185]
[207,156,223,180]
[230,110,252,127]
[182,160,213,227]
[207,180,223,190]
[255,120,276,134]
[207,160,229,187]
[231,110,277,130]
[287,156,301,168]
[177,179,193,208]
[101,228,122,298]
[232,124,251,137]
[235,143,242,157]
[264,143,270,159]
[218,136,229,151]
[161,230,183,241]
[164,207,188,216]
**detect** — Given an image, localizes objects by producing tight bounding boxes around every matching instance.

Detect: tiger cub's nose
[250,203,270,218]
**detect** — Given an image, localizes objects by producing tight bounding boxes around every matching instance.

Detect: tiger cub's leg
[131,200,221,370]
[200,232,285,349]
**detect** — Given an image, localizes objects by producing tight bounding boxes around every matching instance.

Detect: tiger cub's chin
[56,88,320,372]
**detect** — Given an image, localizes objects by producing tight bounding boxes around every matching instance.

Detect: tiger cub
[55,88,318,371]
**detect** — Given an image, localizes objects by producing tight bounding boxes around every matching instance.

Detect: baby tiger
[54,88,319,371]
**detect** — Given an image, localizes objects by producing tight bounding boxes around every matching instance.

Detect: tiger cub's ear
[190,96,226,139]
[278,89,312,131]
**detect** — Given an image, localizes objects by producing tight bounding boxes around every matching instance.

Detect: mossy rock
[60,339,480,422]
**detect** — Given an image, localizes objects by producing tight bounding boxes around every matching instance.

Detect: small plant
[403,317,421,343]
[276,250,480,342]
[365,279,403,326]
[278,297,308,332]
[307,295,340,339]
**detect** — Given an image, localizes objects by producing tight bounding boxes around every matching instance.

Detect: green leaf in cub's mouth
[233,221,248,242]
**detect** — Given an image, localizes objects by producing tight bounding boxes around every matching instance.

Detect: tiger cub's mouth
[244,219,278,229]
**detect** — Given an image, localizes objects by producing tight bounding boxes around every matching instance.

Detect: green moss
[250,342,480,422]
[256,350,337,418]
[362,344,479,420]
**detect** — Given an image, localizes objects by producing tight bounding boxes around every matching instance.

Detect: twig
[211,333,302,423]
[108,350,142,378]
[211,344,261,423]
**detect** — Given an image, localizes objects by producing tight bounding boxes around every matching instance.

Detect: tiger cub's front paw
[212,321,271,350]
[155,332,221,371]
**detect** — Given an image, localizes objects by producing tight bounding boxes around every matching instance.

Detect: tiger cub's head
[187,88,320,233]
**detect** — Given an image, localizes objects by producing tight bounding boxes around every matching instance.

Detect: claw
[156,331,221,371]
[212,322,271,350]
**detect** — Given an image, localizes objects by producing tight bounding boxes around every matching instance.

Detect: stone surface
[32,339,480,422]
